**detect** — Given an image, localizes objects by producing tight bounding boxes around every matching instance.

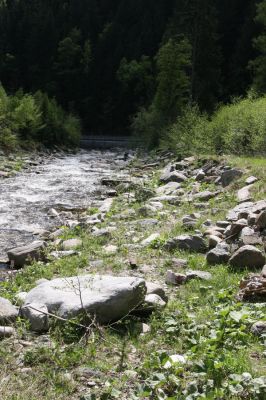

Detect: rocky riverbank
[0,151,266,399]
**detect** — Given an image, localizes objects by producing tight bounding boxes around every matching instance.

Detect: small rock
[99,198,113,213]
[256,210,266,229]
[50,250,78,259]
[144,294,166,308]
[141,233,160,247]
[0,326,15,338]
[149,195,181,205]
[164,235,207,253]
[165,270,187,285]
[0,297,18,323]
[160,170,187,184]
[48,208,60,217]
[261,265,266,278]
[248,213,257,226]
[251,321,266,336]
[7,241,46,268]
[225,219,248,238]
[208,235,222,248]
[240,227,262,246]
[237,186,253,203]
[206,243,231,265]
[245,176,258,185]
[62,238,82,250]
[229,245,265,269]
[104,245,118,254]
[142,323,151,334]
[49,229,64,239]
[186,270,212,281]
[146,282,167,302]
[193,190,220,202]
[92,227,116,238]
[21,302,49,332]
[216,221,230,228]
[156,182,181,195]
[195,169,205,181]
[171,258,188,268]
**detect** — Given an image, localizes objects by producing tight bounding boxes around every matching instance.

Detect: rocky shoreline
[0,151,265,399]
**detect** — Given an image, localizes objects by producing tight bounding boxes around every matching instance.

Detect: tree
[251,0,266,93]
[154,36,192,123]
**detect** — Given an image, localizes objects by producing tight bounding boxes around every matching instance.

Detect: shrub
[161,104,212,156]
[209,96,266,155]
[0,84,81,150]
[34,91,81,147]
[162,96,266,156]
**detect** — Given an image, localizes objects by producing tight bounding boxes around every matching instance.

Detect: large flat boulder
[7,241,45,268]
[21,275,146,332]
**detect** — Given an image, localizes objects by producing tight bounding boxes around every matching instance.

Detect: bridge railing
[80,135,143,149]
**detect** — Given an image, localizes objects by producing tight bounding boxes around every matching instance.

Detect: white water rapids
[0,150,127,262]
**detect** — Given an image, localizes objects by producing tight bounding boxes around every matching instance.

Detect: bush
[0,84,81,150]
[161,104,212,156]
[162,96,266,156]
[34,91,81,147]
[131,105,165,148]
[209,96,266,155]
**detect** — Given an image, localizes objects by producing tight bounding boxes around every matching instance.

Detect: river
[0,150,127,262]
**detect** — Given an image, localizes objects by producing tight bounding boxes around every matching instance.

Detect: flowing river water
[0,150,127,263]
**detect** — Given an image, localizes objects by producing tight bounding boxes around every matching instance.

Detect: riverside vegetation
[0,150,265,400]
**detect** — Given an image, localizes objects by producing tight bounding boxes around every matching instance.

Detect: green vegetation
[0,85,81,149]
[0,0,264,139]
[0,156,265,399]
[163,96,266,156]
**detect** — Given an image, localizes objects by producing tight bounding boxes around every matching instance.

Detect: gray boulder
[251,321,266,336]
[0,297,18,323]
[62,238,82,250]
[164,235,207,253]
[160,170,187,184]
[7,240,45,268]
[146,282,167,302]
[237,186,253,203]
[221,169,243,187]
[256,210,266,229]
[206,243,231,265]
[21,275,146,331]
[193,190,220,202]
[227,202,254,221]
[229,245,265,269]
[246,176,258,185]
[240,227,262,246]
[156,182,181,196]
[186,270,212,281]
[21,302,49,332]
[141,233,160,247]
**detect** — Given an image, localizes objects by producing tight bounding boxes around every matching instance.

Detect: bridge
[80,135,143,149]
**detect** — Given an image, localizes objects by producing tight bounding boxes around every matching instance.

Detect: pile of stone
[205,200,266,269]
[237,266,266,302]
